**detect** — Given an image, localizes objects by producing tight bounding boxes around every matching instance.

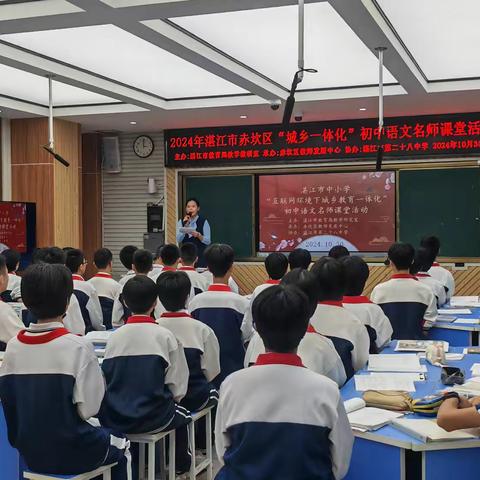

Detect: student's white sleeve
[214,387,230,466]
[371,308,393,349]
[244,332,265,367]
[186,287,195,310]
[437,284,447,307]
[242,294,255,343]
[352,325,370,372]
[369,285,380,304]
[240,305,253,343]
[86,289,105,331]
[111,293,125,328]
[165,337,189,403]
[329,396,354,480]
[64,296,86,336]
[445,271,455,299]
[201,329,221,382]
[10,283,22,301]
[74,347,106,420]
[229,277,240,294]
[0,305,24,344]
[423,293,437,330]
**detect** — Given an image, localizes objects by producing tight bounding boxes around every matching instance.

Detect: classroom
[1,1,480,479]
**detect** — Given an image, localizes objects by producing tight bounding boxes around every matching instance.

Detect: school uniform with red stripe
[178,266,209,295]
[0,301,24,351]
[416,272,447,307]
[88,272,122,329]
[190,284,249,388]
[370,274,437,339]
[428,263,455,300]
[72,275,104,332]
[215,352,353,480]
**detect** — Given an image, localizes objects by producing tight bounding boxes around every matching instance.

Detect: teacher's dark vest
[181,215,207,268]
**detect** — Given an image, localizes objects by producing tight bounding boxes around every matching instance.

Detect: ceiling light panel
[0,0,83,21]
[1,25,246,99]
[0,64,117,106]
[173,3,396,90]
[377,0,480,80]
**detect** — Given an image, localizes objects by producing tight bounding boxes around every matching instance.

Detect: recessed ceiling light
[240,115,248,119]
[129,121,137,125]
[359,107,367,111]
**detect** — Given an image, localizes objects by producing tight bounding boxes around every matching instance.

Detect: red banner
[0,203,28,252]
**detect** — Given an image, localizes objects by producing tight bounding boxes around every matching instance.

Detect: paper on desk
[445,353,465,361]
[354,374,416,392]
[368,354,423,373]
[85,331,113,344]
[454,318,480,325]
[438,309,472,315]
[471,363,480,376]
[370,372,425,382]
[450,296,480,307]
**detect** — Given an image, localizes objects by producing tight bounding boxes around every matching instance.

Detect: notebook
[368,354,424,373]
[450,296,480,307]
[438,309,472,315]
[391,418,479,442]
[454,318,480,325]
[344,398,404,431]
[436,315,456,323]
[395,340,449,353]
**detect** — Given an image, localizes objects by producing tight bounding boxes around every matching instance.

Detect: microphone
[183,212,191,226]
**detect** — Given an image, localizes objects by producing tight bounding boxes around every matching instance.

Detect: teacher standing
[176,197,211,268]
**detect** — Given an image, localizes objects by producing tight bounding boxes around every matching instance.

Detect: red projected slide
[258,172,395,253]
[0,203,28,252]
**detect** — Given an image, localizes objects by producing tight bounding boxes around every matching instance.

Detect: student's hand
[469,396,480,407]
[458,396,473,409]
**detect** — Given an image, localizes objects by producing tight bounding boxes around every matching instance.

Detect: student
[421,235,455,300]
[66,249,104,333]
[341,256,393,352]
[245,268,347,387]
[310,257,370,378]
[201,268,240,294]
[215,284,353,479]
[328,245,350,260]
[150,244,179,283]
[25,247,85,335]
[118,245,138,286]
[190,244,249,388]
[88,248,122,329]
[179,243,209,295]
[99,275,191,474]
[157,271,220,412]
[243,252,289,340]
[2,249,21,302]
[0,263,130,479]
[437,394,480,432]
[370,242,437,339]
[411,247,447,307]
[288,248,311,270]
[149,244,165,281]
[0,255,24,351]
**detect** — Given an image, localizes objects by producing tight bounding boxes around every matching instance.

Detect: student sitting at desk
[0,254,24,350]
[244,268,347,387]
[215,283,353,479]
[118,245,138,287]
[149,244,165,281]
[310,257,370,378]
[421,235,455,300]
[341,256,393,352]
[371,242,437,339]
[3,249,21,302]
[411,247,447,307]
[0,263,131,479]
[288,248,312,270]
[178,243,209,295]
[149,244,180,282]
[100,275,191,475]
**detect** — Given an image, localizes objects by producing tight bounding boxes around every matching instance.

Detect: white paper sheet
[438,309,472,315]
[454,318,480,325]
[450,296,480,307]
[348,407,404,430]
[354,374,416,392]
[370,372,425,382]
[368,354,423,373]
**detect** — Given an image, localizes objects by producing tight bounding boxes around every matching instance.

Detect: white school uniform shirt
[64,294,86,335]
[0,301,24,345]
[72,275,105,331]
[243,280,280,343]
[310,302,370,372]
[118,270,135,287]
[87,272,121,300]
[416,272,447,307]
[148,264,164,282]
[342,296,393,349]
[178,266,209,295]
[428,263,455,300]
[7,273,21,295]
[201,270,240,294]
[244,328,346,387]
[215,352,353,480]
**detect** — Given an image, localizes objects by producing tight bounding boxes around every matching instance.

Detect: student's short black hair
[94,248,113,269]
[341,256,369,296]
[154,244,165,261]
[420,235,441,258]
[186,197,200,207]
[205,243,234,277]
[411,247,435,275]
[157,271,191,312]
[288,248,312,270]
[180,243,198,265]
[21,263,73,319]
[310,257,346,301]
[122,275,158,314]
[119,245,138,270]
[65,248,85,274]
[2,249,21,273]
[388,242,415,270]
[160,244,180,267]
[133,249,153,274]
[36,247,67,265]
[281,268,318,318]
[253,284,310,353]
[265,253,288,280]
[328,245,350,260]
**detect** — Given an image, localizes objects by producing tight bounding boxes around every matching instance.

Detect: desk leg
[427,328,472,346]
[344,438,405,480]
[422,448,480,479]
[1,404,19,480]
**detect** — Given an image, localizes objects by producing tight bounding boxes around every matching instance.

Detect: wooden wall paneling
[166,168,177,243]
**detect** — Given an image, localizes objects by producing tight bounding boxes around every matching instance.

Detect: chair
[127,429,176,480]
[188,406,214,480]
[23,463,116,480]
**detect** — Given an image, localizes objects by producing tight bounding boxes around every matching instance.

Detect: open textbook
[395,340,449,352]
[392,418,480,442]
[344,398,404,431]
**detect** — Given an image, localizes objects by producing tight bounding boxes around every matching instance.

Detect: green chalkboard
[399,168,480,257]
[184,175,254,258]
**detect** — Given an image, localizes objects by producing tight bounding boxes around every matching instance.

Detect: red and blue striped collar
[343,296,373,304]
[126,315,156,324]
[72,274,84,282]
[208,284,232,292]
[94,272,112,279]
[255,352,304,367]
[391,274,418,280]
[318,300,343,307]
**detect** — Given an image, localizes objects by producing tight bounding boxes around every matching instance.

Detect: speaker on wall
[102,136,121,173]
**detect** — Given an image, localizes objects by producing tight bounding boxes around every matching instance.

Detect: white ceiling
[0,0,479,131]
